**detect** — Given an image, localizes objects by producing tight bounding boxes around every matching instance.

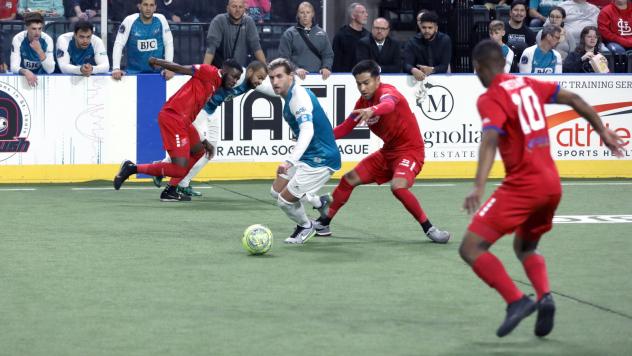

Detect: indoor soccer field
[2,179,631,355]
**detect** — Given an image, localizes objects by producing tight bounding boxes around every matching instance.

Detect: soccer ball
[242,224,273,255]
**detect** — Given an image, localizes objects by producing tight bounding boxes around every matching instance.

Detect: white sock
[302,193,322,208]
[161,152,171,163]
[277,195,310,227]
[178,155,209,188]
[270,187,279,200]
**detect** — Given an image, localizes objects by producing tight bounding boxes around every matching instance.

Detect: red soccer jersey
[477,73,561,194]
[162,64,222,124]
[353,83,425,160]
[0,0,17,19]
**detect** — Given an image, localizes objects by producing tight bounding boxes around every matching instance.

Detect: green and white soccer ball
[242,224,273,255]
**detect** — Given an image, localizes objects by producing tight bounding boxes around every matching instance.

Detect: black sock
[421,219,433,233]
[318,216,331,225]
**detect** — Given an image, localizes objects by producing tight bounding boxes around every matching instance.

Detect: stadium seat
[169,23,206,65]
[1,21,26,67]
[494,5,510,23]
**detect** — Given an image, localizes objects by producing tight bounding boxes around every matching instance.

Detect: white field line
[71,186,214,191]
[0,188,37,191]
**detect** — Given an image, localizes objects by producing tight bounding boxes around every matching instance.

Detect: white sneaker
[284,222,316,244]
[426,226,451,244]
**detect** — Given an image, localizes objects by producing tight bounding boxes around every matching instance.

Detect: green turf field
[1,180,631,355]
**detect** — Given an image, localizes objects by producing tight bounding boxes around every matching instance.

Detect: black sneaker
[113,160,137,190]
[313,216,332,236]
[535,293,555,337]
[496,295,537,337]
[160,185,191,202]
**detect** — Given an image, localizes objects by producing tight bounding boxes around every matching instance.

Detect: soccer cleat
[496,295,537,337]
[314,193,332,220]
[535,293,556,337]
[284,222,316,244]
[160,185,191,202]
[313,217,332,237]
[151,160,163,187]
[426,226,451,244]
[178,185,202,197]
[113,160,136,190]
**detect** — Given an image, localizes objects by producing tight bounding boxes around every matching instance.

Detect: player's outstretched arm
[464,129,499,214]
[556,89,625,157]
[148,57,193,76]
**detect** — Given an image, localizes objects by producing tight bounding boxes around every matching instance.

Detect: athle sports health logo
[0,81,31,162]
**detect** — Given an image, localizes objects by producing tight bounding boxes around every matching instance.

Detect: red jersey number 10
[511,86,546,135]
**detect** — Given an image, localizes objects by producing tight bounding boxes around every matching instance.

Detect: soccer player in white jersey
[519,24,563,74]
[111,0,174,80]
[10,12,54,87]
[267,58,341,244]
[56,20,109,76]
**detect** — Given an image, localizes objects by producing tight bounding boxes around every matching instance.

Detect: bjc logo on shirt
[138,39,158,51]
[23,60,40,70]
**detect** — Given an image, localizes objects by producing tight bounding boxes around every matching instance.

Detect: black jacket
[355,36,402,73]
[563,50,597,73]
[332,24,369,72]
[403,32,451,74]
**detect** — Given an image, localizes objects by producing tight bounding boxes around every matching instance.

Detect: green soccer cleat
[152,175,163,188]
[177,185,202,197]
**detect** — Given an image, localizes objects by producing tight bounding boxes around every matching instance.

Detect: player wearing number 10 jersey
[460,40,624,338]
[314,59,451,243]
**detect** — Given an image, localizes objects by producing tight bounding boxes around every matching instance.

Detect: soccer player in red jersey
[313,59,451,243]
[113,57,244,201]
[460,40,625,338]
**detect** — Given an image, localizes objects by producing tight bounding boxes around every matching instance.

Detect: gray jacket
[278,24,333,72]
[206,13,262,66]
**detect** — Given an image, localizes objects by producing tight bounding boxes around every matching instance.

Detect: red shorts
[158,112,200,158]
[468,187,562,243]
[355,150,423,185]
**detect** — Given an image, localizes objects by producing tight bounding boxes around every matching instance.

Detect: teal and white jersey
[518,45,562,74]
[282,81,341,170]
[112,13,173,73]
[501,44,514,73]
[56,32,109,75]
[9,30,55,74]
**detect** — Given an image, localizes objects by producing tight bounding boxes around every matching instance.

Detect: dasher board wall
[0,73,630,183]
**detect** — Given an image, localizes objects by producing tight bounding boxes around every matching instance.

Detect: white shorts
[282,162,335,199]
[193,110,219,148]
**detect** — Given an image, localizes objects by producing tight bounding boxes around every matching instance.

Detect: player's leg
[151,152,170,187]
[459,189,536,337]
[167,124,205,190]
[177,115,217,196]
[389,156,450,243]
[514,194,561,337]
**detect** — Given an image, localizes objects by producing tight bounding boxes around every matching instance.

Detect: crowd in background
[0,0,631,79]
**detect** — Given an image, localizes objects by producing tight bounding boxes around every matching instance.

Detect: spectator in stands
[112,0,174,80]
[356,17,402,73]
[503,0,536,72]
[108,0,137,22]
[246,0,271,24]
[404,10,451,81]
[528,0,565,27]
[203,0,266,67]
[0,32,6,72]
[67,1,99,22]
[194,1,225,23]
[17,0,64,20]
[157,0,196,23]
[563,25,604,71]
[488,20,514,72]
[0,0,18,20]
[10,12,54,86]
[536,6,575,59]
[331,2,368,72]
[560,0,600,45]
[598,0,632,54]
[278,1,332,80]
[519,23,563,72]
[56,20,108,75]
[588,0,610,7]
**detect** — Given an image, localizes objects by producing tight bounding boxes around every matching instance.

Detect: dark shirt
[157,0,196,22]
[355,35,402,73]
[503,22,536,72]
[403,31,452,74]
[332,24,369,72]
[563,50,597,73]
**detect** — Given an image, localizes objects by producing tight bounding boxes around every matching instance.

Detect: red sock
[472,252,524,304]
[523,254,550,300]
[327,177,355,219]
[137,162,188,178]
[392,188,427,224]
[169,149,204,186]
